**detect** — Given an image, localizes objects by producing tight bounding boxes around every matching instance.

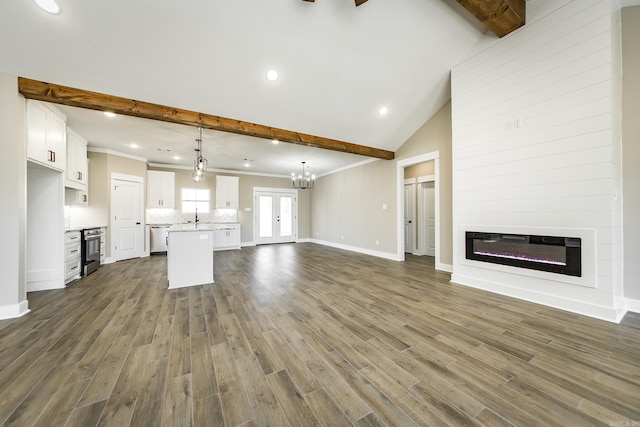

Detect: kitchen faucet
[195,208,199,224]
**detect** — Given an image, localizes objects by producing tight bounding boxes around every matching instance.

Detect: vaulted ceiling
[0,0,523,175]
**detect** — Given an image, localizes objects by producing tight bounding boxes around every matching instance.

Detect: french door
[254,189,297,245]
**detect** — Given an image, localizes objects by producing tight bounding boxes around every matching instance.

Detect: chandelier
[192,127,208,183]
[292,161,315,189]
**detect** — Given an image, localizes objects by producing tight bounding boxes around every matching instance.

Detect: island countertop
[168,223,216,232]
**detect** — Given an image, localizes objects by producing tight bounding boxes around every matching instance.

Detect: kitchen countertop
[65,225,107,232]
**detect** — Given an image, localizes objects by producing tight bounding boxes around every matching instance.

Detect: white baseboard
[626,298,640,314]
[310,239,401,261]
[0,300,30,320]
[241,241,256,247]
[27,268,65,292]
[451,273,626,324]
[436,262,453,273]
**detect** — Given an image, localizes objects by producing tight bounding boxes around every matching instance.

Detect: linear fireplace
[465,232,582,277]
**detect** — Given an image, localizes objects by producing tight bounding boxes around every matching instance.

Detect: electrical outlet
[376,240,379,245]
[382,204,387,210]
[341,235,344,240]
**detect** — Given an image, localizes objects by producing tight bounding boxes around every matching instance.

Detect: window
[181,188,210,213]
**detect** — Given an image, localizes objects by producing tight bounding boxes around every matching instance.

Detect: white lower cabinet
[65,231,82,284]
[214,224,241,251]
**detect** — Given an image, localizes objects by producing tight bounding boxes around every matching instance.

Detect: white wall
[451,0,625,321]
[0,73,28,319]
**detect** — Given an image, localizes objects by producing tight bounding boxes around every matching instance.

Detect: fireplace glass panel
[465,232,581,277]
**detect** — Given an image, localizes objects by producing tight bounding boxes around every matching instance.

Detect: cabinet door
[214,229,227,249]
[159,172,175,209]
[227,178,239,209]
[26,101,49,164]
[66,130,88,189]
[228,227,241,247]
[147,173,161,208]
[48,112,67,171]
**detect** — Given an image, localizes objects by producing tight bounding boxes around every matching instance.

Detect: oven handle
[85,235,101,241]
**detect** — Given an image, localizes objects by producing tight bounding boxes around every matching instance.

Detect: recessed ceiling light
[103,111,116,118]
[266,70,279,82]
[129,143,139,149]
[244,163,251,168]
[34,0,61,14]
[173,156,181,160]
[378,106,389,116]
[271,139,279,144]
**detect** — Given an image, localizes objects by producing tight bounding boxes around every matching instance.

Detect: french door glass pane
[259,196,273,238]
[280,196,292,237]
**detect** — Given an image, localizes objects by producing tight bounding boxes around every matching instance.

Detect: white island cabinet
[167,224,215,289]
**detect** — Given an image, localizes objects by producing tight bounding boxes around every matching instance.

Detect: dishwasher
[149,225,171,254]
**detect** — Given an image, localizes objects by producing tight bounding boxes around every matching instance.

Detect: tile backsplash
[147,208,238,225]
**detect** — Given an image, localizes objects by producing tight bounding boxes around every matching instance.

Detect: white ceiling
[0,0,492,176]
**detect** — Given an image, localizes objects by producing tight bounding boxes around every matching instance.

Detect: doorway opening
[397,151,443,270]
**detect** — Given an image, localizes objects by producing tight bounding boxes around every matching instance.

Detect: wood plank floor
[1,243,639,426]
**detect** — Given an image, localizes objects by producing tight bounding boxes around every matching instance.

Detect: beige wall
[404,161,435,179]
[397,101,453,265]
[150,167,310,242]
[310,101,452,262]
[81,152,147,258]
[623,6,640,300]
[312,159,397,253]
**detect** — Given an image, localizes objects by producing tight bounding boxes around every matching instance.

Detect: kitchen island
[167,223,215,289]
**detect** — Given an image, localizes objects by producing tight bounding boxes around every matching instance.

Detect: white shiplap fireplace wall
[451,0,625,322]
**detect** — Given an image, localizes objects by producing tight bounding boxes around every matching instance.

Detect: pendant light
[192,127,208,182]
[291,161,315,189]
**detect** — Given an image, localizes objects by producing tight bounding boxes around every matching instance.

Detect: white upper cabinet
[216,175,239,209]
[26,100,67,172]
[147,170,175,209]
[66,128,88,191]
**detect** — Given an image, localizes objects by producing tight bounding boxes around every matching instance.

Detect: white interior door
[404,183,415,253]
[112,178,143,261]
[255,190,297,245]
[421,181,436,256]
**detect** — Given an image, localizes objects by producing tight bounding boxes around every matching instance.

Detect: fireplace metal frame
[465,231,582,277]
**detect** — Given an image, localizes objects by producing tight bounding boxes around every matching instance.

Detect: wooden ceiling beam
[18,77,394,161]
[455,0,525,38]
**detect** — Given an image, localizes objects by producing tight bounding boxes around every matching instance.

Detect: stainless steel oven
[81,228,101,276]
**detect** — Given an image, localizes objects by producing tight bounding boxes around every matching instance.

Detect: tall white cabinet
[26,100,68,291]
[216,175,239,209]
[147,171,175,209]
